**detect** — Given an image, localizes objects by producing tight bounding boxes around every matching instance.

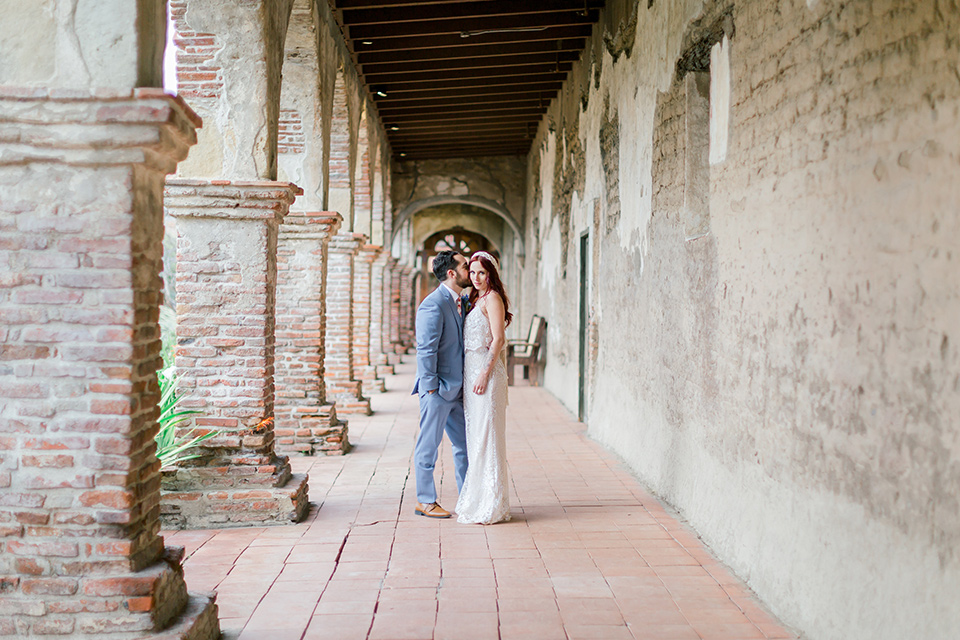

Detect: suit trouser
[415,391,468,505]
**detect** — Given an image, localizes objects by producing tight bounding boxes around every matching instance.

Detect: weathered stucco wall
[0,0,166,90]
[523,1,960,638]
[173,0,293,180]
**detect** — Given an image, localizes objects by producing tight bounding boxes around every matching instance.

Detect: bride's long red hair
[468,254,512,326]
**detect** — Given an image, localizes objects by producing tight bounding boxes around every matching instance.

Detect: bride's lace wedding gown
[455,307,510,524]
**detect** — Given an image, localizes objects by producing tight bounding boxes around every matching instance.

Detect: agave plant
[155,365,216,467]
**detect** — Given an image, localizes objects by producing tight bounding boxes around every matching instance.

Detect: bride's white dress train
[455,307,510,524]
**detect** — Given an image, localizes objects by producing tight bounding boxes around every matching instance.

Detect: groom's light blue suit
[412,285,469,504]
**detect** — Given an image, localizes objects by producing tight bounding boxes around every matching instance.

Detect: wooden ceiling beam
[343,0,601,24]
[378,91,553,111]
[362,51,580,76]
[381,107,545,124]
[352,25,592,53]
[387,120,538,134]
[393,138,534,151]
[378,77,564,95]
[377,82,563,102]
[364,64,571,85]
[358,38,585,65]
[397,149,531,160]
[347,10,599,40]
[379,98,545,116]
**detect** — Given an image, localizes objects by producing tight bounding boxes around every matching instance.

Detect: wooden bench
[507,315,547,386]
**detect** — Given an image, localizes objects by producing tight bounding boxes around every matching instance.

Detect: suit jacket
[413,285,465,401]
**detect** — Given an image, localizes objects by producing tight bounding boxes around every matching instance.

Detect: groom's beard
[456,273,472,289]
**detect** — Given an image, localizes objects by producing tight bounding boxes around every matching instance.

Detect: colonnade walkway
[163,361,798,640]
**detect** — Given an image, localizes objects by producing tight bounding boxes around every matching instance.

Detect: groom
[412,250,471,518]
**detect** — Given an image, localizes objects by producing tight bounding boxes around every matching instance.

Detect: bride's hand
[473,372,489,395]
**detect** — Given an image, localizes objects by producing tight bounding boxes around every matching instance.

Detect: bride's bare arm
[473,294,506,395]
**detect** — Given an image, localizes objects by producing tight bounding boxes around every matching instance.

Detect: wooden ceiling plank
[353,25,592,53]
[383,112,545,126]
[398,149,532,160]
[379,98,544,115]
[358,38,585,65]
[380,82,563,102]
[388,121,537,134]
[378,91,554,110]
[362,52,579,76]
[343,0,600,25]
[380,77,563,94]
[348,10,599,40]
[364,64,571,85]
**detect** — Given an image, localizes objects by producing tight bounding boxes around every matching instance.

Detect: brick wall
[324,232,370,414]
[169,0,223,101]
[351,245,384,393]
[162,180,309,527]
[398,266,416,351]
[369,254,393,374]
[274,212,349,455]
[278,109,305,155]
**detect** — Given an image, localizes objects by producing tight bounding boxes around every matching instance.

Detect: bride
[455,251,512,525]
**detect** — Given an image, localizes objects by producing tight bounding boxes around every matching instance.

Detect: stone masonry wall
[523,1,960,639]
[0,90,218,639]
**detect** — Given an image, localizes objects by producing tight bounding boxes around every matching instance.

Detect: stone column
[370,253,395,377]
[161,180,309,528]
[0,89,218,639]
[352,244,385,394]
[274,212,351,456]
[325,232,372,414]
[399,265,417,352]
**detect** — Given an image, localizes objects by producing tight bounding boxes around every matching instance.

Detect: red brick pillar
[370,253,394,377]
[274,212,351,456]
[382,257,402,365]
[353,244,385,394]
[0,90,219,638]
[325,232,372,414]
[399,265,417,352]
[161,179,309,528]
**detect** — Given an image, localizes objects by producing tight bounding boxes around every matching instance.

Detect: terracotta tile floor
[163,360,799,640]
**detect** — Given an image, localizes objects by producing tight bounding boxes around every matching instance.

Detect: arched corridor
[1,1,958,639]
[165,361,797,640]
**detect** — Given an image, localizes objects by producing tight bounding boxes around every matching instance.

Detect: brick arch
[391,195,525,258]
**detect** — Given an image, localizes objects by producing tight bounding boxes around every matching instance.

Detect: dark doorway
[578,232,589,422]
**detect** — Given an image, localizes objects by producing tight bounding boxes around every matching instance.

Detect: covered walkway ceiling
[329,0,604,161]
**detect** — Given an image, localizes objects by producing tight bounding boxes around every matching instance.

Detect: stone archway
[391,195,525,258]
[419,227,499,302]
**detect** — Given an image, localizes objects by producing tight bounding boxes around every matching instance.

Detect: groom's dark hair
[432,250,460,281]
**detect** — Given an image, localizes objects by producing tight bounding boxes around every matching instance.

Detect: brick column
[161,179,309,528]
[389,260,404,355]
[274,212,351,456]
[0,90,218,639]
[325,232,371,415]
[353,244,385,394]
[399,265,417,352]
[382,257,402,365]
[370,253,394,377]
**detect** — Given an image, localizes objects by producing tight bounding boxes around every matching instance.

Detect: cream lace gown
[455,307,511,524]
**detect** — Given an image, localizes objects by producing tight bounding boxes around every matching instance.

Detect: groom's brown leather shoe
[415,502,452,518]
